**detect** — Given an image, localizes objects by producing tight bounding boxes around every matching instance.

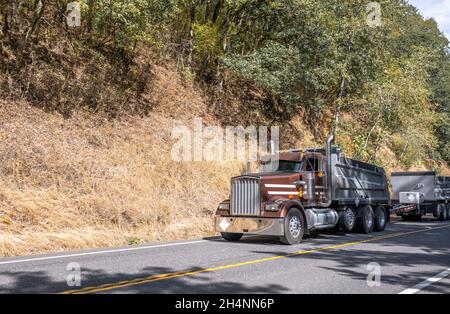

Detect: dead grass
[0,65,244,257]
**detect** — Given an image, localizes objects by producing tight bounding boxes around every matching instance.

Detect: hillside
[0,0,449,256]
[0,66,242,256]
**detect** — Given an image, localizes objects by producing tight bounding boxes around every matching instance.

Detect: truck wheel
[338,206,356,232]
[373,206,387,232]
[220,232,243,242]
[355,205,374,234]
[438,204,447,221]
[280,208,305,245]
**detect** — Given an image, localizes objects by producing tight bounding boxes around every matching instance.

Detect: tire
[355,205,374,234]
[446,205,450,221]
[338,206,356,232]
[280,208,305,245]
[373,206,387,232]
[438,204,447,221]
[220,232,243,242]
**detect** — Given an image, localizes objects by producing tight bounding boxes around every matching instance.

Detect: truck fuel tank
[305,208,339,231]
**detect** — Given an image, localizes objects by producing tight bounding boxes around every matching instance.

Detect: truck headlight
[265,203,280,211]
[218,202,230,210]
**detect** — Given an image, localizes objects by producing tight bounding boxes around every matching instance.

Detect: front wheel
[373,206,387,232]
[355,205,374,234]
[221,232,243,242]
[280,208,305,245]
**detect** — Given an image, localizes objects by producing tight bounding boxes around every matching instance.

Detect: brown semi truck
[215,135,391,244]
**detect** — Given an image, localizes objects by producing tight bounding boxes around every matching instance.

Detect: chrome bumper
[215,217,284,236]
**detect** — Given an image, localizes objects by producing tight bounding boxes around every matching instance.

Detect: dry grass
[0,65,243,257]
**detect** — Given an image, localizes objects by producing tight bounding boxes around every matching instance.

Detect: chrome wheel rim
[378,211,385,226]
[366,210,373,229]
[345,208,355,227]
[289,216,301,238]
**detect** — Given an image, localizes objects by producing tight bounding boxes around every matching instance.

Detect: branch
[24,0,46,44]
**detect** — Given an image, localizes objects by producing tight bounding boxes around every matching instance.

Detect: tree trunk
[11,0,22,35]
[212,0,223,23]
[86,0,96,35]
[333,74,346,135]
[24,0,46,44]
[2,12,9,35]
[186,3,196,69]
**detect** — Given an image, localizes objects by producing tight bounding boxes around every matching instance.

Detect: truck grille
[231,176,261,216]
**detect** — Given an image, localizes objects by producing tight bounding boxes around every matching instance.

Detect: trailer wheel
[373,206,387,232]
[220,232,243,242]
[280,208,305,245]
[355,205,374,234]
[338,206,356,232]
[438,204,448,221]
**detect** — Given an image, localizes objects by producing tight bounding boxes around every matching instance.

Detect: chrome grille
[231,176,261,216]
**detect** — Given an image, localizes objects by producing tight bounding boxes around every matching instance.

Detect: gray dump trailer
[327,149,390,207]
[391,171,450,221]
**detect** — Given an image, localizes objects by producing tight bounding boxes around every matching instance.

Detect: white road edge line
[0,240,208,266]
[399,268,450,294]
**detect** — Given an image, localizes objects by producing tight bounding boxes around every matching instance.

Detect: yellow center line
[60,224,450,294]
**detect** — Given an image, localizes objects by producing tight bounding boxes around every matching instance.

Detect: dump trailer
[391,171,450,221]
[215,135,391,244]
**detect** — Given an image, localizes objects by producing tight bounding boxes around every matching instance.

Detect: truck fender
[279,200,309,233]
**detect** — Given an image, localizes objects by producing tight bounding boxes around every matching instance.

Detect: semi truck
[391,171,450,221]
[214,135,391,244]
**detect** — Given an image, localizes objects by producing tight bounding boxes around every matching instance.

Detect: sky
[408,0,450,40]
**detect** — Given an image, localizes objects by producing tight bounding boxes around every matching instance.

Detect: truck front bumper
[215,217,284,236]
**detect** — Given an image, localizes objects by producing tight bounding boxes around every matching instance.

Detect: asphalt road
[0,216,449,294]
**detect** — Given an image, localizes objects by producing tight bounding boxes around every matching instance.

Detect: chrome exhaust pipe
[324,134,334,206]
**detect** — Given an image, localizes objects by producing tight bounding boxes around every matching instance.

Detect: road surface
[0,217,449,294]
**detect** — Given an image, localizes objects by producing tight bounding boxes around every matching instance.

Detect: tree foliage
[0,0,449,166]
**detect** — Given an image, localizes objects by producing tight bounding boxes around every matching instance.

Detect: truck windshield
[261,160,302,173]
